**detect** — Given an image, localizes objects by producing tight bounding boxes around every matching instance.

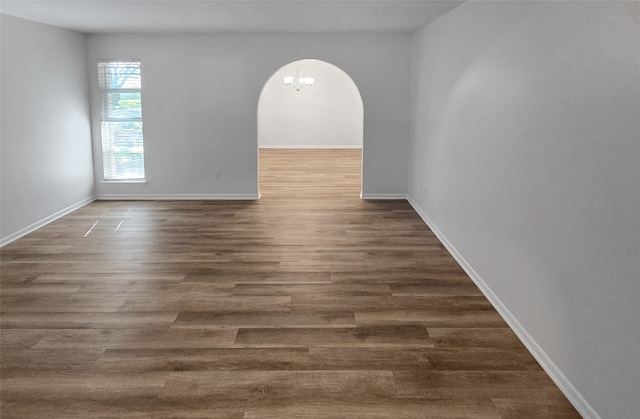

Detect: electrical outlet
[423,188,428,200]
[215,172,222,181]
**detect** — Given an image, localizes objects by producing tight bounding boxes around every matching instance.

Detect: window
[98,60,145,180]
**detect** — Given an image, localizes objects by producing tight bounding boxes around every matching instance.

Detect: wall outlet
[423,188,428,200]
[215,172,222,181]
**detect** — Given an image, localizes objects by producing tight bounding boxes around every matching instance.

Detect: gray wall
[87,33,411,199]
[259,59,363,149]
[1,15,94,244]
[408,2,640,418]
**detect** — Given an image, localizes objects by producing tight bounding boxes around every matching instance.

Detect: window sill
[101,180,147,185]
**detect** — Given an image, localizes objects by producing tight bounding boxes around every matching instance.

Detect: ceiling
[0,0,464,34]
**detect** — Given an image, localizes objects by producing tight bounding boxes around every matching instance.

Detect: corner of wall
[1,196,96,247]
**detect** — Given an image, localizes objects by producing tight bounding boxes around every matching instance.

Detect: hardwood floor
[0,149,580,418]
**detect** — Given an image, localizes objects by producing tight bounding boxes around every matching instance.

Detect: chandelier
[283,67,315,91]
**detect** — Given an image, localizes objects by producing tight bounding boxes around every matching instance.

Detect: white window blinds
[98,60,145,180]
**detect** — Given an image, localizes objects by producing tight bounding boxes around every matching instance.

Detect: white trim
[406,195,599,419]
[360,193,407,200]
[259,145,362,149]
[0,196,96,247]
[95,194,260,200]
[100,180,147,184]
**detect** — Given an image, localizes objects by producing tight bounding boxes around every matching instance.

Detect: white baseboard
[0,196,96,247]
[406,195,599,419]
[360,193,407,200]
[259,145,362,149]
[95,193,260,200]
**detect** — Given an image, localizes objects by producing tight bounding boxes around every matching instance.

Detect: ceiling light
[283,67,315,91]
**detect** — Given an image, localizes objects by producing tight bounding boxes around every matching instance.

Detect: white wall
[1,15,95,244]
[408,2,640,418]
[87,33,410,199]
[259,59,363,148]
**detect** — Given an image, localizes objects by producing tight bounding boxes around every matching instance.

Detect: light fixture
[283,67,315,91]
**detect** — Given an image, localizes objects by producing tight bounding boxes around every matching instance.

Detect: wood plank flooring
[0,149,580,418]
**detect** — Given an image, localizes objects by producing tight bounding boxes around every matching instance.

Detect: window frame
[98,59,146,182]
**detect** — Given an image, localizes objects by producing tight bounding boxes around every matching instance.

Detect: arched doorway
[257,59,364,197]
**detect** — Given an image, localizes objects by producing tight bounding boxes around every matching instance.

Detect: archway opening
[257,59,364,197]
